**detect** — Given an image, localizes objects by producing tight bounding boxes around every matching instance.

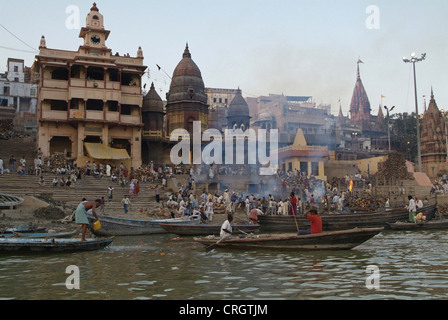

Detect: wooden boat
[0,237,114,253]
[257,205,437,232]
[0,230,78,239]
[194,227,383,251]
[159,223,260,236]
[2,226,47,234]
[387,219,448,230]
[0,193,24,209]
[87,213,200,236]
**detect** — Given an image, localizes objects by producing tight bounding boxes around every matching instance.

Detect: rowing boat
[0,237,114,253]
[257,205,437,232]
[87,213,200,236]
[2,226,47,234]
[0,193,24,209]
[194,227,383,251]
[387,219,448,230]
[159,223,260,236]
[0,230,78,239]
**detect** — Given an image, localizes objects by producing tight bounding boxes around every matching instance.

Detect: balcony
[43,79,68,89]
[42,110,67,121]
[121,114,141,125]
[106,81,120,90]
[69,110,84,119]
[121,85,141,95]
[105,111,119,122]
[87,80,105,89]
[85,110,104,121]
[70,78,85,87]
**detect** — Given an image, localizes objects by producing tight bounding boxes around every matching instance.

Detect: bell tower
[78,3,111,56]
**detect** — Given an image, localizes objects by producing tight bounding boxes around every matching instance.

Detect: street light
[384,105,395,151]
[403,52,426,172]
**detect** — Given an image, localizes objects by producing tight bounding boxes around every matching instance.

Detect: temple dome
[143,83,164,113]
[166,44,207,104]
[227,89,250,117]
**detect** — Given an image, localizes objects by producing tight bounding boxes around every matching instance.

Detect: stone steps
[0,172,165,213]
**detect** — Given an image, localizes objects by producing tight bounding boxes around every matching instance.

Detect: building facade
[0,58,37,133]
[32,3,146,168]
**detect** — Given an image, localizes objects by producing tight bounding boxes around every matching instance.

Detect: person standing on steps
[121,195,131,216]
[9,155,16,173]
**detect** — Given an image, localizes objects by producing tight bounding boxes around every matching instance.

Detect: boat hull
[0,193,24,209]
[87,214,200,236]
[387,219,448,230]
[195,228,383,251]
[0,237,114,252]
[0,230,78,239]
[258,205,437,232]
[159,223,260,236]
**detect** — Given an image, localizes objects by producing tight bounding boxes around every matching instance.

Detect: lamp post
[403,53,426,172]
[384,105,395,152]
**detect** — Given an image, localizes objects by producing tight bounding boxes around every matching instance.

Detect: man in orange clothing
[298,207,322,235]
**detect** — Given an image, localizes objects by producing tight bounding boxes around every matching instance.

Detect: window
[14,66,18,72]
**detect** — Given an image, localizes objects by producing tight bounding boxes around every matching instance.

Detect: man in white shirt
[205,200,214,222]
[220,214,233,239]
[408,195,417,222]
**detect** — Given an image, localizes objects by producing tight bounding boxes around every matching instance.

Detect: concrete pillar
[307,161,312,178]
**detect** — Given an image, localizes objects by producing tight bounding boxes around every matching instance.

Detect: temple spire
[357,58,364,79]
[183,42,191,58]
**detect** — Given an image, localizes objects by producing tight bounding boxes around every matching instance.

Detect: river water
[0,229,447,301]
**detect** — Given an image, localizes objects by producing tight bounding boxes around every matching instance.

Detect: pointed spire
[431,86,434,100]
[183,43,191,58]
[377,104,384,119]
[357,58,364,79]
[91,2,99,12]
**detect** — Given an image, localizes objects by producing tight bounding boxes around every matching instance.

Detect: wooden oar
[293,212,300,234]
[205,237,226,252]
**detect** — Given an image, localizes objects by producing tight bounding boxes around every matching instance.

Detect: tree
[390,112,420,162]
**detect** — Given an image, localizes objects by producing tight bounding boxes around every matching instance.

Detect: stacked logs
[346,192,385,212]
[47,153,66,168]
[376,152,413,183]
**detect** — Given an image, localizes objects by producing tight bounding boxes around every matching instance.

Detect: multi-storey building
[0,58,37,133]
[32,3,146,168]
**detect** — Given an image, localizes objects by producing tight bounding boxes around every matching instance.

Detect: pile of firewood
[437,204,448,215]
[47,153,66,168]
[376,152,413,183]
[347,193,385,211]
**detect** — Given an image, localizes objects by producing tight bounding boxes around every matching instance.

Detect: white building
[0,58,38,133]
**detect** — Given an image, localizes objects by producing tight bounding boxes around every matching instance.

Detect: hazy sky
[1,0,447,116]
